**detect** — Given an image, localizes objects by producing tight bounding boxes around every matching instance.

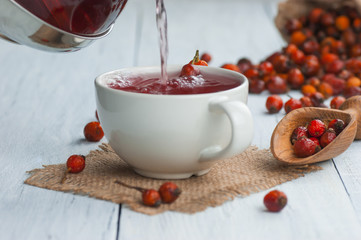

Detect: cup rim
[95,65,248,98]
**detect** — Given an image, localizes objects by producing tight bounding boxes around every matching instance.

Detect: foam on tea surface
[107,71,241,95]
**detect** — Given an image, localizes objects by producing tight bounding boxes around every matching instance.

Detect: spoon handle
[339,96,361,140]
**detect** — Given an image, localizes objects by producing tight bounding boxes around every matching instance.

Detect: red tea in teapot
[14,0,127,35]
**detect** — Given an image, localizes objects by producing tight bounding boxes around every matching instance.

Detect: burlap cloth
[24,143,321,215]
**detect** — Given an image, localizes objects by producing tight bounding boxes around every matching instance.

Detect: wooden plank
[332,142,361,222]
[0,1,140,239]
[119,0,361,239]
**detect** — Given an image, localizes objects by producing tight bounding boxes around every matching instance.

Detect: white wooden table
[1,0,361,239]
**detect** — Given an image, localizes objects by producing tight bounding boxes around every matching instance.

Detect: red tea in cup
[14,0,128,35]
[107,71,242,95]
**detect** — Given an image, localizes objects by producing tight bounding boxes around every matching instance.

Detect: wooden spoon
[270,96,361,165]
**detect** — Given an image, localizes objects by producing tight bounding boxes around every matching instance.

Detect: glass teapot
[0,0,128,52]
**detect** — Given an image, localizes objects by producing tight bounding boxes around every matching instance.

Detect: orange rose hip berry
[158,182,181,203]
[264,190,288,212]
[84,121,104,142]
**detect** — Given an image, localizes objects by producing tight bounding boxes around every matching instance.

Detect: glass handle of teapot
[199,97,254,162]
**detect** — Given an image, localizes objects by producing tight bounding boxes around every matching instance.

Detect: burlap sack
[275,0,361,41]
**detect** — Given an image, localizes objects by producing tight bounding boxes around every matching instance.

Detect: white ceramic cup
[95,65,253,179]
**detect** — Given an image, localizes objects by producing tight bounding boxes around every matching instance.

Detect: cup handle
[199,96,254,162]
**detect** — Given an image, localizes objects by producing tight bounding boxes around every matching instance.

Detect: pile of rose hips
[215,6,361,113]
[291,118,346,157]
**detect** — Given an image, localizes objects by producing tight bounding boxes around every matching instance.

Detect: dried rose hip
[328,119,346,135]
[330,96,346,109]
[294,137,320,157]
[221,64,241,72]
[266,95,283,113]
[258,61,274,76]
[84,121,104,142]
[249,79,265,94]
[237,58,253,73]
[114,180,162,207]
[180,63,201,77]
[284,98,302,114]
[267,75,288,94]
[61,154,86,183]
[142,189,162,207]
[310,92,325,107]
[287,68,305,89]
[300,96,313,107]
[309,137,321,152]
[307,119,326,137]
[290,126,308,144]
[320,129,337,148]
[66,155,86,173]
[264,190,287,212]
[200,52,212,63]
[159,182,181,203]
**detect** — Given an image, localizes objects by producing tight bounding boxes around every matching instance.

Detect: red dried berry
[310,92,325,107]
[288,68,305,89]
[294,137,319,157]
[142,189,161,207]
[159,182,181,203]
[308,119,326,137]
[290,126,308,144]
[237,58,253,73]
[66,155,86,173]
[249,79,265,94]
[221,64,241,72]
[309,137,321,152]
[302,55,320,77]
[264,190,287,212]
[273,54,291,73]
[84,121,104,142]
[291,49,306,65]
[266,95,283,113]
[330,96,346,109]
[200,53,212,63]
[180,63,200,77]
[267,76,288,94]
[258,61,274,76]
[284,98,302,114]
[320,129,337,148]
[328,119,346,135]
[300,96,313,107]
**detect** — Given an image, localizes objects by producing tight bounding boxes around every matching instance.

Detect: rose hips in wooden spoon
[328,119,345,135]
[264,190,287,212]
[307,119,326,137]
[294,137,320,157]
